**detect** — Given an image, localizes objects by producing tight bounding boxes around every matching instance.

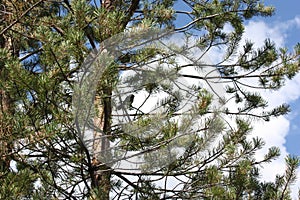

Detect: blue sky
[264,0,300,155]
[264,0,300,49]
[176,1,299,197]
[84,1,299,197]
[242,0,300,197]
[260,0,300,154]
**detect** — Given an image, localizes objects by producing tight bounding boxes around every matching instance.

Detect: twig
[0,0,44,36]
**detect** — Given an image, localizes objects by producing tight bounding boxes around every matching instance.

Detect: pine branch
[0,0,44,36]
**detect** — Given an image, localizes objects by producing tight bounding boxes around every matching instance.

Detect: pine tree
[0,0,299,199]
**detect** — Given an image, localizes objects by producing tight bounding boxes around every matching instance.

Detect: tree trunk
[0,85,13,171]
[91,90,112,199]
[0,1,18,171]
[90,3,114,199]
[89,0,140,198]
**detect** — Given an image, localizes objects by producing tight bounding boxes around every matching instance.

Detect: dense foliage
[0,0,299,199]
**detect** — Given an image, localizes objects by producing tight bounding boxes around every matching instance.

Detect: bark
[0,1,18,171]
[90,3,114,199]
[91,92,112,199]
[0,86,13,171]
[90,0,140,198]
[101,0,115,11]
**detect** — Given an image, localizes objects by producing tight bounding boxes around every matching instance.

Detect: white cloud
[207,17,300,198]
[241,18,300,198]
[203,17,300,198]
[116,17,300,197]
[266,73,300,107]
[295,16,300,28]
[283,16,300,29]
[254,75,300,199]
[244,21,285,48]
[252,116,289,179]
